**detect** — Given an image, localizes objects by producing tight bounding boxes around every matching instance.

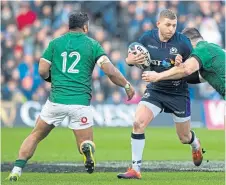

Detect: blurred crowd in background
[1,1,225,104]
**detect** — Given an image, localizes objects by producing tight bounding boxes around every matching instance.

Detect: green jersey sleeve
[42,41,54,64]
[94,41,106,62]
[190,42,212,68]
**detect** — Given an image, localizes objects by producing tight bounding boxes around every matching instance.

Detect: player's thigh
[168,95,191,137]
[68,105,94,146]
[160,93,191,136]
[68,105,94,130]
[136,90,163,129]
[163,94,191,123]
[31,116,55,140]
[40,99,68,127]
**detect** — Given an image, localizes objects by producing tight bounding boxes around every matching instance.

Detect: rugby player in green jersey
[142,28,225,99]
[7,12,135,181]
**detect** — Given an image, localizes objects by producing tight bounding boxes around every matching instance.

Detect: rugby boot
[81,143,95,174]
[117,168,141,179]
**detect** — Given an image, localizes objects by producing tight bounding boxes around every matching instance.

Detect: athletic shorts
[140,89,191,123]
[40,99,93,130]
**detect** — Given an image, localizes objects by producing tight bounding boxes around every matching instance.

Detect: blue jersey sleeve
[138,31,149,45]
[181,36,192,61]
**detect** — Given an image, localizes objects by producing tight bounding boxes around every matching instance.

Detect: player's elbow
[38,66,49,79]
[184,67,193,76]
[39,59,51,79]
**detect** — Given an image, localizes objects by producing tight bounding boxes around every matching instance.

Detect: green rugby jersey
[190,41,225,99]
[42,32,105,105]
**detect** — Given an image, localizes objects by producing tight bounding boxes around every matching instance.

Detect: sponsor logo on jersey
[151,58,175,67]
[172,80,181,86]
[151,60,161,66]
[170,47,178,55]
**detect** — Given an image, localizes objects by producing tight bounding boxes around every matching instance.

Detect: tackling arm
[158,57,201,81]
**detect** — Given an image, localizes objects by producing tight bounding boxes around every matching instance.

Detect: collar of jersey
[154,29,174,43]
[68,32,85,36]
[196,40,206,46]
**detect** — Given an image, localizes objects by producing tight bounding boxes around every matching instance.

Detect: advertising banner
[1,100,206,128]
[203,100,225,130]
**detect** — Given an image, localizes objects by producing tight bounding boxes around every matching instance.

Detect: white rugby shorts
[40,99,93,130]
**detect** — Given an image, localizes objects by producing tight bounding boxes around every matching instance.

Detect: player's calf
[80,140,95,174]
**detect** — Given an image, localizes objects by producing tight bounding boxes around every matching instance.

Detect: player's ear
[83,24,88,33]
[156,21,160,28]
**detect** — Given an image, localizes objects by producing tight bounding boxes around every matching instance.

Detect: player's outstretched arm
[142,57,200,82]
[97,55,135,100]
[39,58,51,82]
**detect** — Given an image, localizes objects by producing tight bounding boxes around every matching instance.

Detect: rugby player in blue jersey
[117,9,203,179]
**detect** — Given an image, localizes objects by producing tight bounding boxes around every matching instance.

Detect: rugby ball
[128,42,151,69]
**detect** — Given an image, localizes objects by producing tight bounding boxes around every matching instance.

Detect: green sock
[14,159,27,169]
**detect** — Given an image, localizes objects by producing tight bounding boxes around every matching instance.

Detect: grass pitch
[1,127,225,185]
[1,127,224,162]
[1,172,225,185]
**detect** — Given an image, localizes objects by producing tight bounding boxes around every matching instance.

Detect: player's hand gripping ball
[128,42,151,69]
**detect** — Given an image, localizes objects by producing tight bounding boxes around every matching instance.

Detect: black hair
[182,27,203,41]
[69,11,89,30]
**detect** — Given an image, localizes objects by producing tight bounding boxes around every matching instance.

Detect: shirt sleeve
[138,32,147,45]
[94,41,106,62]
[181,37,193,61]
[190,45,211,69]
[42,41,54,64]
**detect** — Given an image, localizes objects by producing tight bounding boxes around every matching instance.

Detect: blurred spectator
[106,90,123,105]
[1,4,15,30]
[129,67,142,90]
[110,50,126,76]
[32,86,49,104]
[16,2,37,30]
[198,83,222,100]
[102,41,112,55]
[200,18,222,46]
[92,91,105,105]
[17,54,42,100]
[1,79,26,103]
[1,1,225,103]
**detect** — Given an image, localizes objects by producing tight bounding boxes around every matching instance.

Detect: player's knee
[133,120,146,133]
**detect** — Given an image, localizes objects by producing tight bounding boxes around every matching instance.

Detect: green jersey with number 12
[42,32,105,105]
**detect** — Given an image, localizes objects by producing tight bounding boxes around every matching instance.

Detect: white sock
[190,131,200,150]
[131,133,145,172]
[11,166,22,176]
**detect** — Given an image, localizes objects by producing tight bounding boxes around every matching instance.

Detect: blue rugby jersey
[138,29,192,94]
